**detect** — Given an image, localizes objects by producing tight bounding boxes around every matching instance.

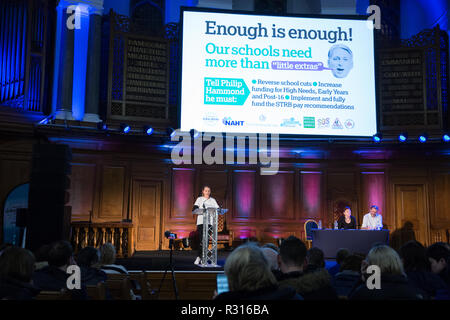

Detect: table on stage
[311,229,390,259]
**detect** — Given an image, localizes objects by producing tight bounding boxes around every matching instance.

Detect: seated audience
[99,243,128,274]
[99,243,138,299]
[262,243,279,253]
[349,244,424,300]
[305,247,326,272]
[328,248,350,277]
[275,236,337,300]
[34,244,50,271]
[214,243,302,300]
[0,246,40,300]
[400,241,449,299]
[32,240,87,299]
[76,246,107,286]
[332,254,364,298]
[427,242,450,288]
[261,247,279,271]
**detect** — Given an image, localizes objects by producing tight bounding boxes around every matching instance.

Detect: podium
[192,207,228,267]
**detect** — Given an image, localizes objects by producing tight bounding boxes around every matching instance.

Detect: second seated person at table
[361,205,383,230]
[192,185,219,265]
[338,206,357,229]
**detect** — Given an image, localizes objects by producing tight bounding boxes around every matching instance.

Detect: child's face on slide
[328,48,353,78]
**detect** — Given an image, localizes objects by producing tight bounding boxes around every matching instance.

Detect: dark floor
[116,250,230,271]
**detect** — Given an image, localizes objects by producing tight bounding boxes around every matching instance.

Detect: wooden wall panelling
[327,172,358,228]
[429,171,450,242]
[132,180,162,251]
[392,183,430,247]
[260,171,295,221]
[231,169,257,239]
[97,163,129,222]
[68,162,96,221]
[360,171,387,228]
[300,171,324,221]
[166,167,196,244]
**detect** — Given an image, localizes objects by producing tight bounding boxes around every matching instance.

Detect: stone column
[54,3,75,120]
[83,4,104,123]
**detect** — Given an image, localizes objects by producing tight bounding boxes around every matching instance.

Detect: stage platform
[116,250,230,271]
[117,250,338,300]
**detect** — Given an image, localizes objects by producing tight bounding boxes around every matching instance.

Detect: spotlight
[418,133,428,143]
[38,118,49,125]
[97,121,107,131]
[398,133,408,143]
[120,123,130,134]
[166,127,176,138]
[189,128,200,139]
[143,125,153,135]
[372,133,382,143]
[443,134,450,142]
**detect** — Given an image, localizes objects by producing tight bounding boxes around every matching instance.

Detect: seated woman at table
[338,207,357,229]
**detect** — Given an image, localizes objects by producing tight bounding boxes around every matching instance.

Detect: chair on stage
[304,219,318,249]
[217,213,233,249]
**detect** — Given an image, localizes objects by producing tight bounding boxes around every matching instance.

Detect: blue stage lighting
[120,123,130,133]
[443,134,450,142]
[166,127,176,138]
[398,133,408,142]
[190,129,200,139]
[418,133,428,143]
[373,133,382,143]
[144,126,153,135]
[97,121,107,131]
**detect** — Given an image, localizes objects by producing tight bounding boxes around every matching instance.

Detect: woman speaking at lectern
[193,186,219,265]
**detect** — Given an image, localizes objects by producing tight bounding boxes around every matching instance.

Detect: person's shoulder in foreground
[214,285,303,300]
[349,273,425,300]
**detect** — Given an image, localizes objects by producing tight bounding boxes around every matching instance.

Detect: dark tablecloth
[311,229,390,259]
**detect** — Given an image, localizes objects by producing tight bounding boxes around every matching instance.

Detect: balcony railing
[71,222,134,258]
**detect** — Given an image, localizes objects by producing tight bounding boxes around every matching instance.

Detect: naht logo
[66,265,81,290]
[366,265,381,290]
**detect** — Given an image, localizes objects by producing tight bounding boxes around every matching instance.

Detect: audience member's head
[99,243,116,265]
[224,243,276,292]
[340,254,364,273]
[0,243,14,259]
[366,244,405,276]
[336,248,350,265]
[307,247,325,268]
[262,243,279,253]
[278,236,307,273]
[47,241,73,268]
[426,242,449,275]
[34,244,51,262]
[261,247,279,271]
[76,246,100,268]
[399,240,428,272]
[0,246,35,283]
